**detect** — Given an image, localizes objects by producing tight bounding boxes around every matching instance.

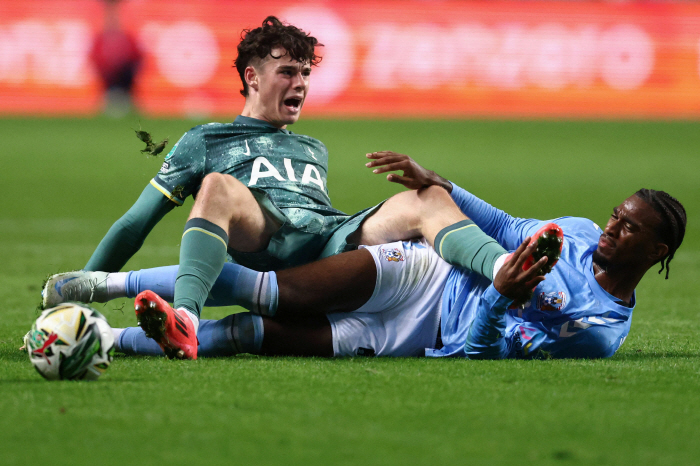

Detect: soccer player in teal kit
[79,16,371,274]
[44,17,376,329]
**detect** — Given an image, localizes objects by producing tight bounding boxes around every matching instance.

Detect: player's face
[593,195,666,271]
[249,48,311,128]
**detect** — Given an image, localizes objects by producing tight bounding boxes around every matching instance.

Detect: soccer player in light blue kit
[107,152,687,360]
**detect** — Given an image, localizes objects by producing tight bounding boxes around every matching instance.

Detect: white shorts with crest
[327,239,451,357]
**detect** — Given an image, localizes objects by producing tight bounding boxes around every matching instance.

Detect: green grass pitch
[1,117,698,465]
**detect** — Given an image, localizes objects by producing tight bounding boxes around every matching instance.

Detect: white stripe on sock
[493,253,508,280]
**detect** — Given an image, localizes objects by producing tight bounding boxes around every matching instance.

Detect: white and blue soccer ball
[25,303,115,381]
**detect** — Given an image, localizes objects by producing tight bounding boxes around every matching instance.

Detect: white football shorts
[327,239,452,357]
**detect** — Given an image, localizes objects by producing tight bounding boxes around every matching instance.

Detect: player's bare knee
[416,185,460,218]
[199,173,241,199]
[195,173,252,215]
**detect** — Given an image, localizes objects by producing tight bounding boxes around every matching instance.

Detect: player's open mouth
[284,97,302,112]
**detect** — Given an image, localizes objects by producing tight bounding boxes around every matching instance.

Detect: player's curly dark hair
[635,188,687,279]
[234,16,322,97]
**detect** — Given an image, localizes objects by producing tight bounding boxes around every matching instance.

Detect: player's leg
[352,186,463,245]
[117,313,332,357]
[133,247,376,358]
[174,172,279,323]
[121,238,445,358]
[43,263,277,314]
[48,245,377,317]
[352,186,507,280]
[134,172,279,358]
[274,248,376,318]
[132,250,377,317]
[121,241,447,358]
[260,316,333,356]
[121,246,374,359]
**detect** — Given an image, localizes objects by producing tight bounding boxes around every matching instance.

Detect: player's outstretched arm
[84,184,175,272]
[86,127,207,271]
[365,151,452,192]
[366,151,554,252]
[365,151,526,248]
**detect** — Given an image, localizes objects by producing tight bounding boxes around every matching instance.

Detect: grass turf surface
[1,117,699,465]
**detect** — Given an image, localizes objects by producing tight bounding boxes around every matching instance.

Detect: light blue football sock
[118,326,166,356]
[125,263,278,316]
[125,266,179,299]
[117,313,264,357]
[227,313,265,354]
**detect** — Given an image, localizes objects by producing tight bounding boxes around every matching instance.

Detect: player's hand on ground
[493,237,548,305]
[365,151,452,192]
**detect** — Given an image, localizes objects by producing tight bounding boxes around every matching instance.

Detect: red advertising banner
[1,0,700,118]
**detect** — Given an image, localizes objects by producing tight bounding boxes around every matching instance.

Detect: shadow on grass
[615,350,700,361]
[3,346,698,365]
[0,377,146,384]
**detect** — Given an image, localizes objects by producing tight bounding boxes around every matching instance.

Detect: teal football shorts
[226,188,383,271]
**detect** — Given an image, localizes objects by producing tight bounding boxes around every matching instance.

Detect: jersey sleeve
[151,126,207,205]
[462,285,515,359]
[464,286,625,360]
[84,184,175,272]
[449,183,551,250]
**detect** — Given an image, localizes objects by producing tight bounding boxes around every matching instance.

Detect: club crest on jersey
[380,247,404,262]
[537,291,567,311]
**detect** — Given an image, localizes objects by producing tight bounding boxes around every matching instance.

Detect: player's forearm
[449,184,515,238]
[84,185,174,272]
[84,221,147,272]
[464,286,513,360]
[449,184,543,250]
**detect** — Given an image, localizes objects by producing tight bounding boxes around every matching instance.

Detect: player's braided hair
[235,16,322,97]
[634,188,687,279]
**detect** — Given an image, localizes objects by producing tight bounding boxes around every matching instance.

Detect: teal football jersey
[150,115,371,270]
[153,116,342,218]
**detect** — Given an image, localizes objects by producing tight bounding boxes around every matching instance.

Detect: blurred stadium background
[3,0,700,119]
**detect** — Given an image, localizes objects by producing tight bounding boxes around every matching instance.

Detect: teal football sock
[434,219,507,280]
[174,218,229,319]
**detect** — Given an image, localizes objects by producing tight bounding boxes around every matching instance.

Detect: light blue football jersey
[426,184,632,359]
